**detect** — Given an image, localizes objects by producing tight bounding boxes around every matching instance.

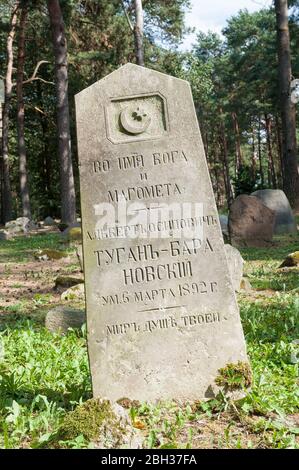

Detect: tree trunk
[274,0,299,208]
[258,116,264,187]
[47,0,76,225]
[265,114,277,188]
[17,1,31,218]
[251,123,256,179]
[219,110,233,208]
[232,112,242,176]
[1,1,19,223]
[275,114,284,185]
[36,81,52,216]
[134,0,144,66]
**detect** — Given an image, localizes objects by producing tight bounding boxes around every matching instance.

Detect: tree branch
[12,60,54,86]
[121,0,134,31]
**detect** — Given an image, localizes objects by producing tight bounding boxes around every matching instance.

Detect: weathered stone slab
[75,64,248,402]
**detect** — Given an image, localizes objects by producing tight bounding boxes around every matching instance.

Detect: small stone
[44,216,56,226]
[279,251,299,268]
[45,306,86,334]
[0,230,12,240]
[61,283,85,301]
[240,277,252,291]
[55,275,84,289]
[62,226,82,243]
[59,398,143,449]
[34,249,69,261]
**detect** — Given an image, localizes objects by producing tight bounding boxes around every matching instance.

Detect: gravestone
[75,64,248,402]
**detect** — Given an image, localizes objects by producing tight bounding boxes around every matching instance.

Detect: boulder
[55,275,84,289]
[251,189,296,234]
[44,216,56,226]
[61,283,85,301]
[45,306,86,334]
[228,195,275,247]
[224,244,244,292]
[5,217,37,234]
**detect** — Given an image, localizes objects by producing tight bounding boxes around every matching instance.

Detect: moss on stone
[59,399,125,443]
[67,227,82,242]
[279,251,299,268]
[34,249,68,260]
[215,361,252,391]
[55,275,84,288]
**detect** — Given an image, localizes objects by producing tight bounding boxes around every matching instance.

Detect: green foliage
[232,165,261,196]
[0,320,90,448]
[215,362,253,391]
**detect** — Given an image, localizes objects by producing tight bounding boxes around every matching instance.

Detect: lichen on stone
[215,361,252,391]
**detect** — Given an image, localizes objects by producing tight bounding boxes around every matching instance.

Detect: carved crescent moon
[120,107,151,135]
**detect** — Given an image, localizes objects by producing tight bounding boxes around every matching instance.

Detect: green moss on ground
[59,399,115,441]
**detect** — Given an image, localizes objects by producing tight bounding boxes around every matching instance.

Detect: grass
[0,233,69,263]
[0,231,298,448]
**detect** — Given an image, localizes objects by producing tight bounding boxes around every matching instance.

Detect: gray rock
[55,275,84,289]
[228,194,275,247]
[61,283,85,301]
[0,229,12,240]
[44,216,56,226]
[5,217,37,234]
[34,248,69,261]
[95,399,144,449]
[251,189,297,234]
[61,225,82,243]
[219,214,229,237]
[224,244,244,292]
[45,306,86,334]
[240,277,252,291]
